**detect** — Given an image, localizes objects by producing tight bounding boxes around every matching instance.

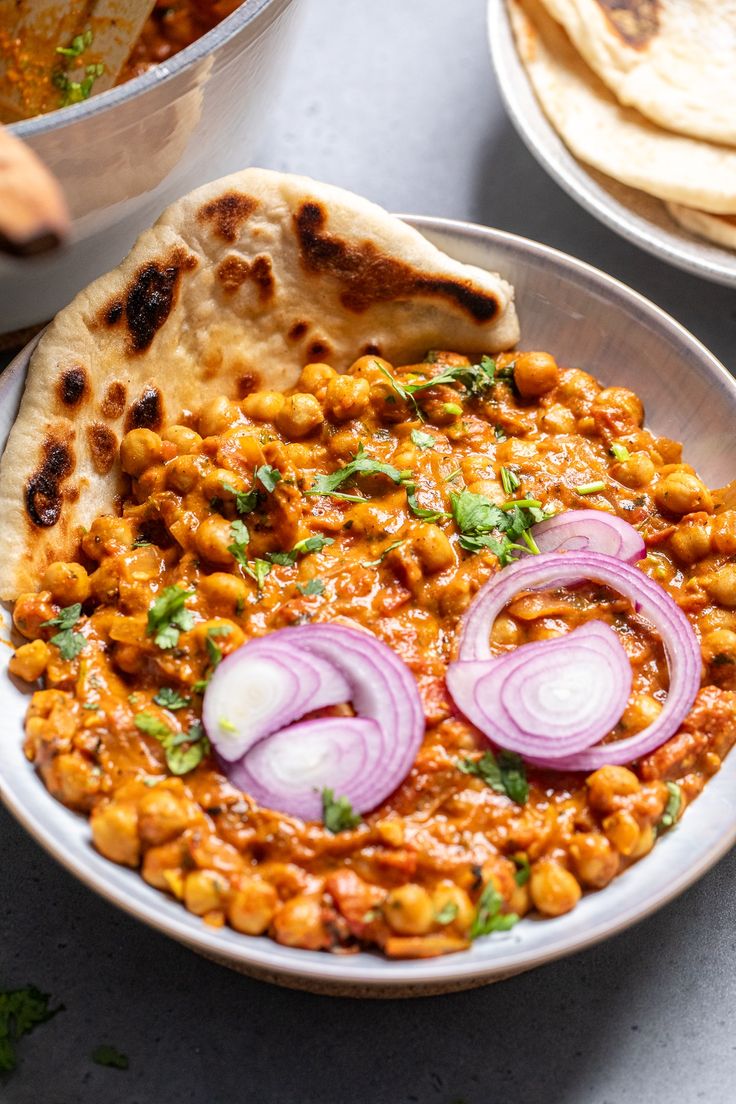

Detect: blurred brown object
[0,124,69,254]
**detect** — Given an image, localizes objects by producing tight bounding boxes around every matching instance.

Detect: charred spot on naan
[100,381,127,420]
[25,438,74,528]
[215,254,275,302]
[57,365,88,409]
[197,192,259,243]
[595,0,660,48]
[100,249,197,353]
[294,201,500,322]
[287,321,309,342]
[125,386,163,432]
[87,424,118,475]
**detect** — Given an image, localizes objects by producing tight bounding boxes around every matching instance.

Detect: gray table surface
[3,1,736,1101]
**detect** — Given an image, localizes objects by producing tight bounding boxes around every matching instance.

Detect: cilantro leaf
[243,558,272,592]
[364,539,406,567]
[153,687,189,710]
[41,604,85,661]
[134,713,173,742]
[296,578,325,596]
[450,489,552,567]
[434,900,459,925]
[405,354,499,401]
[268,535,334,566]
[658,781,682,833]
[205,625,231,668]
[500,466,520,497]
[321,788,362,833]
[255,464,282,493]
[411,429,436,450]
[512,854,531,886]
[135,713,209,775]
[0,986,63,1073]
[228,520,250,568]
[91,1045,128,1070]
[470,882,519,939]
[405,483,450,523]
[307,445,411,499]
[223,483,258,515]
[457,750,529,805]
[146,586,195,650]
[56,28,93,57]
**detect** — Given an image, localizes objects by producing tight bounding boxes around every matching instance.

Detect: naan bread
[666,203,736,251]
[0,168,519,600]
[509,0,736,214]
[537,0,736,147]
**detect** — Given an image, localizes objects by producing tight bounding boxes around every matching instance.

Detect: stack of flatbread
[507,0,736,250]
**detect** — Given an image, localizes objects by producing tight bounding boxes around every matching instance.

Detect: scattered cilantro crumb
[91,1045,128,1070]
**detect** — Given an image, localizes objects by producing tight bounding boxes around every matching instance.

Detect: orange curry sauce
[10,350,736,958]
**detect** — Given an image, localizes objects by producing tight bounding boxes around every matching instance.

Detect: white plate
[2,216,736,996]
[487,0,736,288]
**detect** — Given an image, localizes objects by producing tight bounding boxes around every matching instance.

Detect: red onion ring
[204,623,424,817]
[449,551,701,770]
[447,622,632,760]
[531,509,645,563]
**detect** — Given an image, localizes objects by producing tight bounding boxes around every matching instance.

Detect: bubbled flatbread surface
[0,168,519,599]
[537,0,736,147]
[509,0,736,214]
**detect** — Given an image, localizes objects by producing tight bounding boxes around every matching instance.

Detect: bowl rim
[486,0,736,289]
[2,214,736,991]
[9,0,295,139]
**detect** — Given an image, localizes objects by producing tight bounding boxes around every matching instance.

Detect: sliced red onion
[531,510,645,563]
[447,622,632,760]
[203,638,350,762]
[450,551,701,770]
[230,717,384,822]
[204,623,424,817]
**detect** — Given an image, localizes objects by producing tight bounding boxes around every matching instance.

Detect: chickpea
[621,694,662,734]
[491,614,522,646]
[114,644,143,675]
[13,591,56,640]
[557,368,601,415]
[227,878,279,934]
[271,895,328,950]
[592,387,644,430]
[88,561,120,604]
[120,428,163,477]
[702,627,736,664]
[384,884,435,935]
[514,351,559,398]
[611,451,655,490]
[529,861,582,916]
[328,428,363,460]
[629,823,655,859]
[142,839,186,889]
[134,464,167,500]
[184,870,229,916]
[201,468,246,503]
[276,393,324,438]
[712,511,736,556]
[670,517,712,565]
[46,753,101,810]
[298,362,336,399]
[162,424,202,455]
[431,882,475,932]
[348,500,395,537]
[704,565,736,609]
[569,833,620,889]
[541,404,576,434]
[138,788,194,846]
[602,810,641,856]
[348,354,393,383]
[199,396,241,437]
[199,573,249,617]
[90,801,140,867]
[166,454,204,495]
[81,516,134,561]
[195,515,237,565]
[9,639,50,681]
[655,470,713,516]
[325,375,371,422]
[587,765,640,812]
[410,524,455,574]
[242,390,284,422]
[509,880,531,917]
[42,562,90,606]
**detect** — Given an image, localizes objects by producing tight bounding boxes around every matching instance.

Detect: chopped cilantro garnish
[0,986,63,1072]
[500,466,520,497]
[307,444,411,499]
[153,687,189,710]
[41,603,85,661]
[457,750,529,805]
[404,355,499,401]
[243,559,272,592]
[255,464,282,493]
[205,625,231,668]
[56,28,93,57]
[364,539,406,567]
[53,62,104,107]
[469,882,519,939]
[658,781,682,833]
[228,520,250,567]
[268,535,334,566]
[494,425,507,441]
[434,900,459,925]
[442,402,463,416]
[512,854,531,886]
[405,483,450,523]
[610,444,631,462]
[146,586,195,650]
[375,363,424,420]
[223,483,259,515]
[134,713,209,775]
[450,489,550,567]
[132,536,152,548]
[296,578,325,596]
[321,788,362,833]
[575,481,606,496]
[411,429,436,450]
[91,1045,128,1070]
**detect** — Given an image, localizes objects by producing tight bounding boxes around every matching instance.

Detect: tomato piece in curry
[10,349,736,958]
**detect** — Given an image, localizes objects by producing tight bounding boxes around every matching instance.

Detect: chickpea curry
[9,348,736,959]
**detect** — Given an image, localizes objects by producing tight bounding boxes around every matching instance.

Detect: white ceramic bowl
[487,0,736,289]
[2,216,735,996]
[0,0,300,336]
